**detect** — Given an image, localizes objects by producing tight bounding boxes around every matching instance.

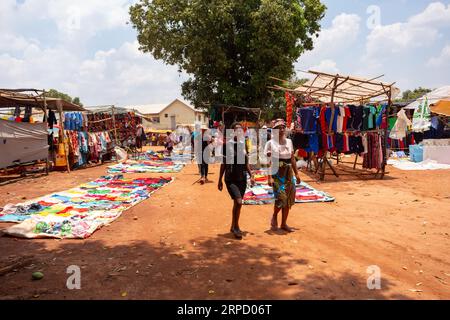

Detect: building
[125,98,209,130]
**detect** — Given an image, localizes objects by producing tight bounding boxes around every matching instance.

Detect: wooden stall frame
[268,70,398,181]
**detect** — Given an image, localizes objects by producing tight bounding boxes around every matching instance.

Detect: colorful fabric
[0,175,173,239]
[108,160,184,173]
[243,181,334,205]
[271,162,296,209]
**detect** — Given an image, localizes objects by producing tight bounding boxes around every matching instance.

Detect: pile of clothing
[0,175,173,239]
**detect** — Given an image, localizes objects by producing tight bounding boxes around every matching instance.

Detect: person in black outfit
[218,122,255,239]
[198,133,212,184]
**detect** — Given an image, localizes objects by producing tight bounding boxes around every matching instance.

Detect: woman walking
[264,119,301,232]
[218,122,255,239]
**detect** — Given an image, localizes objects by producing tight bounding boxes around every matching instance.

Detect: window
[152,117,160,123]
[165,114,168,118]
[198,115,201,122]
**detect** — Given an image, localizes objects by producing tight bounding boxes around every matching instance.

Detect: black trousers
[198,163,209,177]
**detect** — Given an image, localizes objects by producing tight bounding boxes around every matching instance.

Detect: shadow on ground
[0,235,409,300]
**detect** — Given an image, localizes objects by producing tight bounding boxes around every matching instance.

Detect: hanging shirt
[389,109,412,140]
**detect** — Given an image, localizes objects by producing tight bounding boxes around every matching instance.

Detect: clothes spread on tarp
[0,175,173,239]
[242,169,334,205]
[108,160,185,173]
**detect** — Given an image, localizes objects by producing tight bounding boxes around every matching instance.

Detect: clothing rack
[269,70,398,181]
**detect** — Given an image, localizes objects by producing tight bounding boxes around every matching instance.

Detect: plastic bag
[114,147,128,163]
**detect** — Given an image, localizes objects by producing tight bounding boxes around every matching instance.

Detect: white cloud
[310,59,340,74]
[0,0,185,105]
[364,2,450,61]
[296,13,361,71]
[427,44,450,67]
[409,2,450,28]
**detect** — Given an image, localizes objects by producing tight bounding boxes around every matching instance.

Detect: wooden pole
[43,90,49,175]
[111,106,119,145]
[380,88,392,179]
[320,76,338,180]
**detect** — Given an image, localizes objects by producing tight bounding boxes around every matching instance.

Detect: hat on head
[272,119,286,129]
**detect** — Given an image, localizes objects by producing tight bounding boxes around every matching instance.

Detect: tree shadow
[0,235,411,300]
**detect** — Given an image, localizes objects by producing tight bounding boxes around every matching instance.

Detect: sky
[0,0,449,106]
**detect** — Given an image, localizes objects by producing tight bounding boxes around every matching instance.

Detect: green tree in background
[46,89,83,106]
[129,0,326,110]
[400,87,433,102]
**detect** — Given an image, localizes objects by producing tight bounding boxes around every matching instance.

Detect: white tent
[404,86,450,110]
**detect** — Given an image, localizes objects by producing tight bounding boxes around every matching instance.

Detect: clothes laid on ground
[0,175,173,239]
[108,160,184,173]
[243,169,334,205]
[387,159,450,170]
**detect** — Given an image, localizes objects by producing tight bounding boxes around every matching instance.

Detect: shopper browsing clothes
[218,122,255,239]
[264,119,301,232]
[164,131,174,155]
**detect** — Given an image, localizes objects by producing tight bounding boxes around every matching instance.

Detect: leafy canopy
[129,0,326,109]
[46,89,83,106]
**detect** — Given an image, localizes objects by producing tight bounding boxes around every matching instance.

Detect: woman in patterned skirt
[264,119,301,232]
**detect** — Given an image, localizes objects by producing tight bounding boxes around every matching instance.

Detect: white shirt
[264,138,294,160]
[390,109,412,140]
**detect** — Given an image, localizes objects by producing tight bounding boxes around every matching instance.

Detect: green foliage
[129,0,326,110]
[46,89,83,106]
[400,87,433,102]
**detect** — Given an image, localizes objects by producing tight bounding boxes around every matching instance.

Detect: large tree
[129,0,326,109]
[46,89,83,106]
[401,87,433,102]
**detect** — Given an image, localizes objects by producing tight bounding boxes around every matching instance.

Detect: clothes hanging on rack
[363,132,383,169]
[389,109,411,140]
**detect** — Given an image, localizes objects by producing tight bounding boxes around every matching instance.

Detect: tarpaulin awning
[0,90,85,112]
[430,99,450,117]
[292,70,400,103]
[0,119,48,169]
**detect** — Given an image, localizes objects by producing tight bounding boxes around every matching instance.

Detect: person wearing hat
[218,122,255,239]
[264,119,301,232]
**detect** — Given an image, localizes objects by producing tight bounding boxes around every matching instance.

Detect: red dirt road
[0,156,449,300]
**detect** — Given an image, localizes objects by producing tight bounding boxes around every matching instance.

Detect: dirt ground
[0,150,449,300]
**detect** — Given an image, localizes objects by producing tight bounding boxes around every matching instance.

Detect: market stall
[0,89,85,176]
[269,70,400,180]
